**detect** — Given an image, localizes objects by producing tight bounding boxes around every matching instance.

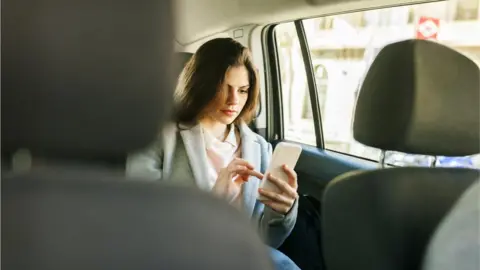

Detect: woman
[127,38,299,269]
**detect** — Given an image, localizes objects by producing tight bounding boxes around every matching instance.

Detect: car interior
[2,0,479,269]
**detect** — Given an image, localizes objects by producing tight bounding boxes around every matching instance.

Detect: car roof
[174,0,428,45]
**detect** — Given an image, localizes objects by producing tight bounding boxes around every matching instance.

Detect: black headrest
[1,0,175,160]
[354,40,480,156]
[174,52,194,78]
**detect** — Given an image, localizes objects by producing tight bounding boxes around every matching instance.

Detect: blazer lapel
[179,124,211,191]
[239,123,262,216]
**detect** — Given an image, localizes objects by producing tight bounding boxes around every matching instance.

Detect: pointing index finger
[231,158,254,170]
[248,170,264,179]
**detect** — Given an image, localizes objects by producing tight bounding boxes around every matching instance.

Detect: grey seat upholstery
[422,181,479,270]
[1,1,273,269]
[322,40,480,270]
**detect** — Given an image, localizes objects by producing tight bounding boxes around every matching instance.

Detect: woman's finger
[229,165,263,179]
[260,200,291,215]
[258,188,295,205]
[233,174,249,184]
[237,170,263,180]
[229,165,250,174]
[266,173,298,199]
[247,170,264,179]
[282,165,298,189]
[229,158,254,170]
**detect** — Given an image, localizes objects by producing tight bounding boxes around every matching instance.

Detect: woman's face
[204,65,250,125]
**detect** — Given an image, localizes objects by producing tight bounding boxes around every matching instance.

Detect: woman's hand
[212,158,263,202]
[258,164,298,214]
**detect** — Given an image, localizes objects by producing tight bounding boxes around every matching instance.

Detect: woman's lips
[221,109,237,116]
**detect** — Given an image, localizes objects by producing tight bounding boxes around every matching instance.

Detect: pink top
[202,124,243,205]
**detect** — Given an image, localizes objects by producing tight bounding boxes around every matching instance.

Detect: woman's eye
[239,89,248,94]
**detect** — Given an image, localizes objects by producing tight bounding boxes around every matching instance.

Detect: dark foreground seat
[1,1,273,269]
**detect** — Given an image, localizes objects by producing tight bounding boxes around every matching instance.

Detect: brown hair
[174,38,259,126]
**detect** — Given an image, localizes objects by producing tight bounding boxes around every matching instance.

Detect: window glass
[455,0,480,20]
[276,1,480,168]
[276,22,316,145]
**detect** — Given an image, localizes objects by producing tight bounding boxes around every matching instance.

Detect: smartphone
[257,142,302,200]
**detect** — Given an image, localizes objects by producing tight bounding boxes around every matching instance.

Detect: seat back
[324,168,478,270]
[422,181,480,270]
[1,1,273,269]
[2,172,273,270]
[322,40,480,270]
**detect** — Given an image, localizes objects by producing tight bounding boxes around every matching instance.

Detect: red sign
[416,17,440,40]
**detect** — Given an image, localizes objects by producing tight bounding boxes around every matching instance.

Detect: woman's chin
[218,116,237,125]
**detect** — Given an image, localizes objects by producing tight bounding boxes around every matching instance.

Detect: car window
[277,22,317,146]
[275,0,480,168]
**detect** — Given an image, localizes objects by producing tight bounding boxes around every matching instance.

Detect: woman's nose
[227,89,239,104]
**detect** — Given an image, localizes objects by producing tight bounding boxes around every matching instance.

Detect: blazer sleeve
[256,141,299,248]
[125,139,163,180]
